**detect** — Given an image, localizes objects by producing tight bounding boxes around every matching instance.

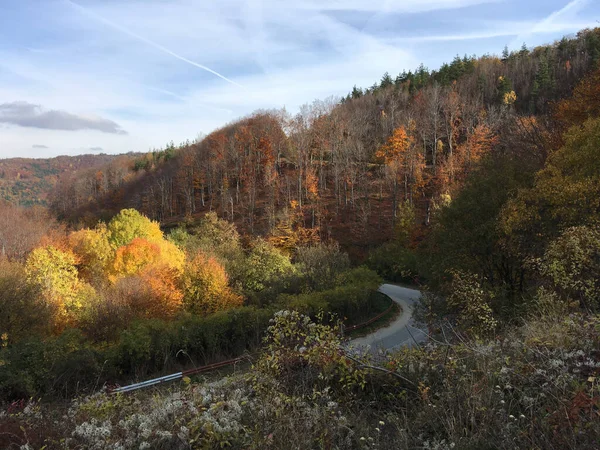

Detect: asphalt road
[349,284,427,352]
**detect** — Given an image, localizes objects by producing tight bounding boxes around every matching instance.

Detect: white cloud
[0,101,126,134]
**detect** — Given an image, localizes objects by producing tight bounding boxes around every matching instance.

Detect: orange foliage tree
[376,124,425,224]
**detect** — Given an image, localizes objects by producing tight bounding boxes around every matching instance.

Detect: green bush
[0,306,274,400]
[367,241,418,283]
[279,267,383,324]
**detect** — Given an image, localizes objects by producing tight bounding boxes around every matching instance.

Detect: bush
[294,242,350,292]
[367,241,418,283]
[279,267,383,324]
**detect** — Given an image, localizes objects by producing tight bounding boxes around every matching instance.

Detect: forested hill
[51,28,600,258]
[0,153,140,207]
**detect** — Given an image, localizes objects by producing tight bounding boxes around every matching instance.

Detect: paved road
[349,284,427,352]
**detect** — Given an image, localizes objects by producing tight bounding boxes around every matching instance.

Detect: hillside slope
[51,28,600,258]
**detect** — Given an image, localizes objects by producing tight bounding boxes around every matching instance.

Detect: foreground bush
[3,311,600,449]
[0,307,272,400]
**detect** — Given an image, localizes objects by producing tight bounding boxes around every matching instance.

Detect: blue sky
[0,0,598,158]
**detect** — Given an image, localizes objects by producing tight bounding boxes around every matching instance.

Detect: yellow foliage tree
[68,223,113,283]
[25,245,90,330]
[182,252,243,315]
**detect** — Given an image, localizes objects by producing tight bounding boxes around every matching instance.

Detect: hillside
[0,153,140,207]
[51,28,600,259]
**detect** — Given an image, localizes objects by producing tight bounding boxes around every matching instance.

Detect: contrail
[509,0,590,49]
[64,0,244,89]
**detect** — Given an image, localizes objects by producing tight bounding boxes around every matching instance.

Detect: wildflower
[509,415,515,420]
[375,428,381,432]
[378,420,385,426]
[360,437,366,441]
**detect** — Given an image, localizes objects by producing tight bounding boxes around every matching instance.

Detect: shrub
[294,242,350,292]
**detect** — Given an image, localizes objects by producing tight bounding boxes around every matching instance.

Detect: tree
[182,252,243,315]
[538,226,600,311]
[68,224,113,284]
[424,155,533,297]
[553,67,600,132]
[111,237,185,280]
[0,202,60,261]
[295,243,350,292]
[376,125,415,221]
[106,208,164,249]
[0,259,52,343]
[380,72,393,90]
[502,117,600,254]
[242,239,294,293]
[25,245,87,330]
[447,270,497,337]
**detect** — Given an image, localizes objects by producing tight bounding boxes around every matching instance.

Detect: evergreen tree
[519,42,529,57]
[351,85,363,99]
[380,72,393,89]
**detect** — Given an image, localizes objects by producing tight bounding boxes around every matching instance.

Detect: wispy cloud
[510,0,591,48]
[0,101,127,134]
[89,146,103,151]
[64,0,245,89]
[32,144,49,149]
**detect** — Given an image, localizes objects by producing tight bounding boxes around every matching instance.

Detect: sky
[0,0,598,159]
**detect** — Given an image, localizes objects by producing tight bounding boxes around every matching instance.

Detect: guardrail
[343,301,397,333]
[112,355,250,394]
[111,298,397,394]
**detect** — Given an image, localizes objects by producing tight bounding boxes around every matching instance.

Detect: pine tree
[519,42,529,57]
[380,72,393,89]
[351,85,363,99]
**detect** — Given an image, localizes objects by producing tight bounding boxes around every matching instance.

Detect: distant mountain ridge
[0,153,140,206]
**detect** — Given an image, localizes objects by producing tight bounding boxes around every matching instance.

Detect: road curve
[349,284,427,352]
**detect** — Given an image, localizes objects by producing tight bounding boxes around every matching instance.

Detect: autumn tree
[553,66,600,134]
[538,225,600,311]
[182,252,242,315]
[111,237,184,280]
[68,224,113,284]
[106,208,164,249]
[376,124,424,224]
[0,202,61,261]
[502,116,600,255]
[25,245,90,330]
[0,259,53,343]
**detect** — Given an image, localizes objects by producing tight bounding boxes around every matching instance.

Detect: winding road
[349,284,427,352]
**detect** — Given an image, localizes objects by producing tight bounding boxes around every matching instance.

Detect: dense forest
[2,27,600,449]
